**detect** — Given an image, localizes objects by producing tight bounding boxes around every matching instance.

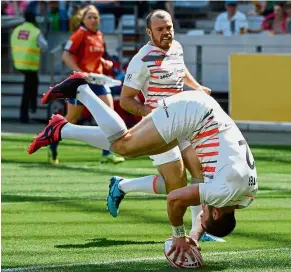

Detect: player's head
[273,3,285,18]
[24,10,36,24]
[78,5,100,32]
[146,9,174,50]
[225,0,237,16]
[200,204,236,237]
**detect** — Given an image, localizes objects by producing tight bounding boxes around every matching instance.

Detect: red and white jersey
[64,26,105,74]
[151,91,258,208]
[123,40,186,109]
[188,94,258,208]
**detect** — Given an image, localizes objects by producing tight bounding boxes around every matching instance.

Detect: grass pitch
[1,134,291,271]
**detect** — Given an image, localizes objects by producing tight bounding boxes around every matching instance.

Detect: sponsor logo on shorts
[126,74,132,81]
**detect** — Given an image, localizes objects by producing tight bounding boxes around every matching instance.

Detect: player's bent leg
[107,175,168,217]
[98,94,125,163]
[65,103,84,124]
[111,91,195,158]
[111,114,171,158]
[115,94,194,158]
[157,159,187,194]
[98,93,114,109]
[47,102,83,164]
[32,80,189,158]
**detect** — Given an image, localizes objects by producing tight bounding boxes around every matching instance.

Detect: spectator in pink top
[261,3,287,34]
[4,1,28,16]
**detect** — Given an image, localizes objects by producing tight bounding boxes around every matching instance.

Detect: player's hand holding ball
[164,236,203,269]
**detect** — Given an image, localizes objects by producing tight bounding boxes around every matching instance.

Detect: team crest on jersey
[155,59,163,66]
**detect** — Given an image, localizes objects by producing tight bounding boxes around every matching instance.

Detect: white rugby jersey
[123,40,186,109]
[152,92,258,208]
[187,93,258,209]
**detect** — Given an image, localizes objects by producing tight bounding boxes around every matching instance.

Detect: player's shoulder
[96,30,104,36]
[172,39,182,48]
[136,43,156,58]
[128,43,152,65]
[70,26,86,40]
[216,12,227,21]
[75,26,87,34]
[171,40,184,52]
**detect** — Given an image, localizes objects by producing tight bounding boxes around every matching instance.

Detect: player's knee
[112,139,134,158]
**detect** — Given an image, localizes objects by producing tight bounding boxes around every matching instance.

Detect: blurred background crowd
[2,1,291,35]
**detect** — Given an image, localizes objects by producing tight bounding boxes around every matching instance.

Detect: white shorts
[149,139,191,166]
[150,93,207,145]
[149,146,181,166]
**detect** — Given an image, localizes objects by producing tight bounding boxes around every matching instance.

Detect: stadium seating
[100,14,116,34]
[187,29,205,36]
[117,15,136,34]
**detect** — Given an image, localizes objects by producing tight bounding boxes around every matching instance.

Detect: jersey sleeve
[64,29,84,55]
[123,54,149,90]
[199,182,230,208]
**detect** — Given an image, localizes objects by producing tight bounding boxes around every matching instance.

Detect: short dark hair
[24,10,36,23]
[225,0,237,6]
[202,211,236,237]
[146,9,169,29]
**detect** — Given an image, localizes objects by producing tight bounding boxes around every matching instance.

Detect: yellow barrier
[229,54,291,122]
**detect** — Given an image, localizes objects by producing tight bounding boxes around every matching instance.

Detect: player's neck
[148,41,169,52]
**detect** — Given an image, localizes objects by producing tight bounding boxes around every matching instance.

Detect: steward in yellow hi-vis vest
[10,10,48,123]
[11,21,41,71]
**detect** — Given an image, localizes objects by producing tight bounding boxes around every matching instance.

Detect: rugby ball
[164,237,203,269]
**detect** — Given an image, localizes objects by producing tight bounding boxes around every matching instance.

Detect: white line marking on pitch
[2,248,291,272]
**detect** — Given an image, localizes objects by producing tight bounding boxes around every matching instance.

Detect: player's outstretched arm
[183,66,201,90]
[183,66,211,95]
[166,184,201,261]
[167,184,201,227]
[62,51,83,73]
